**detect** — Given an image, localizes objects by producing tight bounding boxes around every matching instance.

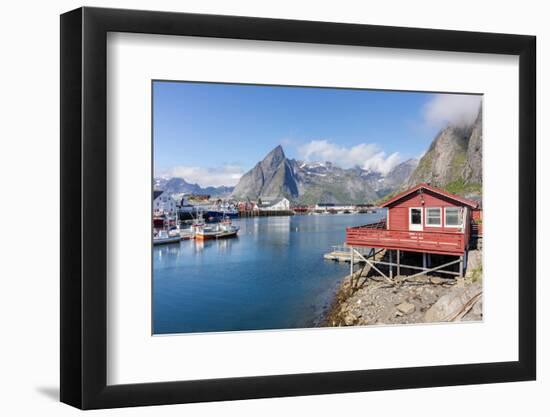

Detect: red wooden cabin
[346,183,480,257]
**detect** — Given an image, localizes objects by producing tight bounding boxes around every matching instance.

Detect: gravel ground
[322,249,483,327]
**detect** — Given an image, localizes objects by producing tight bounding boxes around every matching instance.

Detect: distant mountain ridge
[154,177,234,197]
[156,107,482,204]
[230,145,418,204]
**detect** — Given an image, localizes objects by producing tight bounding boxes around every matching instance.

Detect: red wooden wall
[387,189,471,234]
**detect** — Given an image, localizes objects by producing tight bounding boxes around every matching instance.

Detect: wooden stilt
[389,250,393,280]
[422,252,427,270]
[396,257,462,280]
[350,246,354,277]
[353,249,391,283]
[397,249,400,277]
[459,254,464,277]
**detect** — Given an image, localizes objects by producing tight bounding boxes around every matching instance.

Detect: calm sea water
[153,212,385,334]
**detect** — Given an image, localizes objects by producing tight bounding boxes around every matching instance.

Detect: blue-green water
[153,212,384,334]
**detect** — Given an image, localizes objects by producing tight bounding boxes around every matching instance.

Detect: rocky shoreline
[321,249,483,327]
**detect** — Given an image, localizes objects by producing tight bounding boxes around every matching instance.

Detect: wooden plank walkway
[323,245,373,263]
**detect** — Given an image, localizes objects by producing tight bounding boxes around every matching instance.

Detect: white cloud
[423,94,482,127]
[298,140,401,175]
[161,165,244,187]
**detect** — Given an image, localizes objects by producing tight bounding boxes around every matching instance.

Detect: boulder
[343,313,357,326]
[424,283,482,323]
[396,302,416,315]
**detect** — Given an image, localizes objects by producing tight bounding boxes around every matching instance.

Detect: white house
[314,203,356,212]
[153,190,177,215]
[258,197,290,211]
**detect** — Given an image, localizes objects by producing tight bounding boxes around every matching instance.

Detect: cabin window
[410,208,422,224]
[426,207,442,226]
[444,207,462,227]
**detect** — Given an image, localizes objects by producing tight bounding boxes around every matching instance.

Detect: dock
[238,210,294,217]
[324,245,375,263]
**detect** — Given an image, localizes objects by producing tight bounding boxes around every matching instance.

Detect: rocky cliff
[462,109,483,184]
[230,145,300,200]
[406,107,482,197]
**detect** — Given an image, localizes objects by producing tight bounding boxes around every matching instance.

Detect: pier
[238,210,295,217]
[324,245,373,263]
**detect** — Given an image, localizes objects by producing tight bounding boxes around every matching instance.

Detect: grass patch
[470,266,483,283]
[443,180,482,196]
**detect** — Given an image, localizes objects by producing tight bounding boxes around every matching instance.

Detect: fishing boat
[216,218,240,239]
[205,203,239,222]
[168,216,196,240]
[153,230,181,245]
[190,210,216,240]
[194,224,220,240]
[179,227,195,240]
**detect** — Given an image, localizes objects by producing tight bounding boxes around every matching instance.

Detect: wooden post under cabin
[350,246,354,276]
[397,249,400,277]
[389,250,393,280]
[459,254,464,277]
[422,253,427,270]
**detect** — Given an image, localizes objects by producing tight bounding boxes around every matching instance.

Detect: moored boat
[153,230,181,245]
[194,224,220,240]
[179,228,195,240]
[216,218,240,239]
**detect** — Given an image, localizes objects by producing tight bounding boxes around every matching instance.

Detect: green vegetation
[374,189,401,206]
[412,150,434,179]
[470,265,483,283]
[443,180,482,196]
[298,184,356,205]
[449,151,467,180]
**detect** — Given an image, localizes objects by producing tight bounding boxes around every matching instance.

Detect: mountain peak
[266,144,285,159]
[260,145,286,170]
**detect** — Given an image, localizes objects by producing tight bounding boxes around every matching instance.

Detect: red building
[346,183,481,279]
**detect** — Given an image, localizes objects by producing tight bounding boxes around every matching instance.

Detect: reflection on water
[153,212,385,334]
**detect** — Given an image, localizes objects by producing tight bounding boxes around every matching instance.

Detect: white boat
[153,230,181,245]
[216,218,240,239]
[178,227,195,240]
[168,224,195,240]
[192,213,239,240]
[194,224,220,240]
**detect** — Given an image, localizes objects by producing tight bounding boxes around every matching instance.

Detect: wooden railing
[346,226,465,256]
[471,221,483,237]
[358,218,387,229]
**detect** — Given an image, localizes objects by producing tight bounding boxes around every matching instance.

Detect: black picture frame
[60,6,536,410]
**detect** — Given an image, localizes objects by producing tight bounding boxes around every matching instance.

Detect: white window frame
[408,207,423,231]
[425,207,442,227]
[444,206,463,228]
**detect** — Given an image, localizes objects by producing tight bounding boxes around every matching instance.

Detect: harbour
[152,212,385,334]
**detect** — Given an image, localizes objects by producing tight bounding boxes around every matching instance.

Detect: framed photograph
[60,7,536,409]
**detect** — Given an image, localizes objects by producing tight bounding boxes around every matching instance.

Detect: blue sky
[153,81,481,187]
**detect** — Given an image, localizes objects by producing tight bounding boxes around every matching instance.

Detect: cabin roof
[259,197,288,207]
[380,183,479,209]
[153,190,164,200]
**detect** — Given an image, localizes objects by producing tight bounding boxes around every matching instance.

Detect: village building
[257,197,291,211]
[314,203,356,213]
[346,183,481,280]
[153,190,177,215]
